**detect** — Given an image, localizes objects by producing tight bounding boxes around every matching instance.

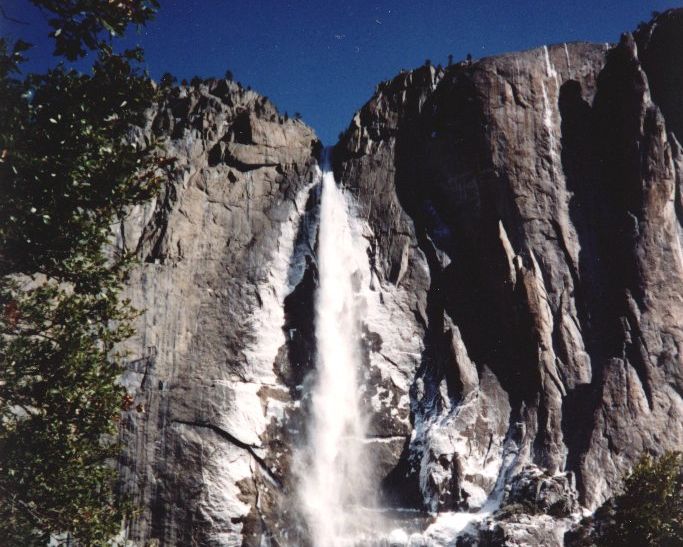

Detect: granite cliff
[117,9,683,546]
[117,79,320,545]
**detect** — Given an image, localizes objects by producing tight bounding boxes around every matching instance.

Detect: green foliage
[598,451,683,547]
[0,1,167,544]
[33,0,159,60]
[0,45,161,284]
[0,279,135,546]
[570,452,683,547]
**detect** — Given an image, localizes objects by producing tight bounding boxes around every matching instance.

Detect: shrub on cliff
[0,1,167,544]
[600,451,683,546]
[568,451,683,547]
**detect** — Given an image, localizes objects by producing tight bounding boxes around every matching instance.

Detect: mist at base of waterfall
[287,507,485,547]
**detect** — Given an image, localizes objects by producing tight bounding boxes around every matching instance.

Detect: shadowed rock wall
[335,9,683,544]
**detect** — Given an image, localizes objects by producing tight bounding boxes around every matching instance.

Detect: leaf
[100,19,117,37]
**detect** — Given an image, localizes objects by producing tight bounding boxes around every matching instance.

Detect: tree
[569,452,683,547]
[0,1,166,544]
[599,451,683,547]
[32,0,159,61]
[160,71,177,88]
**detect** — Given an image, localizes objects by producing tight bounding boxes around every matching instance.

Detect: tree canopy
[599,451,683,547]
[0,1,167,544]
[568,451,683,547]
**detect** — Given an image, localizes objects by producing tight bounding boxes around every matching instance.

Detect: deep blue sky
[1,1,680,143]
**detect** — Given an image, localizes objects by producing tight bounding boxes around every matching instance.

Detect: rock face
[117,9,683,547]
[334,8,683,545]
[117,79,321,545]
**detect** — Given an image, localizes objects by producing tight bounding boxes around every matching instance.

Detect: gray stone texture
[117,9,683,546]
[335,8,683,546]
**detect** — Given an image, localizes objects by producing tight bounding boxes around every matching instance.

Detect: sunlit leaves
[0,1,165,544]
[598,452,683,547]
[0,45,166,290]
[574,452,683,547]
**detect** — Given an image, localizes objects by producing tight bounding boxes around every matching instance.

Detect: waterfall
[290,152,516,547]
[296,150,377,546]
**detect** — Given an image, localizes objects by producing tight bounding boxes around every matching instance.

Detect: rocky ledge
[116,78,320,545]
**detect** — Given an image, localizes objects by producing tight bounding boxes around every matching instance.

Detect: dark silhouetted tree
[599,452,683,547]
[569,452,683,547]
[160,71,177,88]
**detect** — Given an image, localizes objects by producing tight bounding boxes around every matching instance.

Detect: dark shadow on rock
[558,78,604,482]
[275,185,321,397]
[380,435,424,508]
[561,36,659,501]
[376,65,546,506]
[636,10,683,143]
[389,67,542,409]
[279,255,317,394]
[591,37,654,405]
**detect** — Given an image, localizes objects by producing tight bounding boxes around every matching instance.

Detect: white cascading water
[297,150,377,546]
[294,152,513,547]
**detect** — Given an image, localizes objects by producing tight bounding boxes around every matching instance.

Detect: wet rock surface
[117,9,683,547]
